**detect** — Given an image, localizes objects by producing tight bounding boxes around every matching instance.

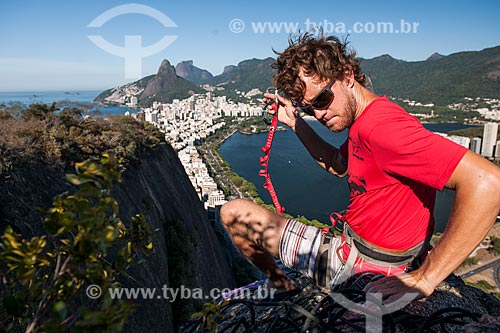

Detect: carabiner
[262,87,278,125]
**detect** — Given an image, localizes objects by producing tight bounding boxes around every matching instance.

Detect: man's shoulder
[356,96,419,138]
[367,96,413,119]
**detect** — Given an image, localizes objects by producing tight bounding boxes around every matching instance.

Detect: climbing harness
[314,210,432,289]
[259,88,285,215]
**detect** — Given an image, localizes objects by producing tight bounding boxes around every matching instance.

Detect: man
[220,33,500,302]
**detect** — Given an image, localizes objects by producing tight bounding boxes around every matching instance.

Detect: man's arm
[365,151,500,302]
[293,116,348,177]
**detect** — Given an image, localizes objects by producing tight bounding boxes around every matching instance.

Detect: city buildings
[481,122,499,158]
[422,122,499,160]
[470,137,482,154]
[133,92,263,210]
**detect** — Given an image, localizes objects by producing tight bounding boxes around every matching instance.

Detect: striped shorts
[278,219,408,286]
[278,219,344,282]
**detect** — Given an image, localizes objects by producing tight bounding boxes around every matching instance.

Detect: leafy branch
[0,154,153,333]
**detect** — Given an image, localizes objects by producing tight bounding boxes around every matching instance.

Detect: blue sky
[1,0,499,91]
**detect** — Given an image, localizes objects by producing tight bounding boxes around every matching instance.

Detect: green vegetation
[190,300,229,333]
[465,279,499,301]
[488,236,500,255]
[465,280,496,293]
[138,78,205,107]
[458,257,479,269]
[448,127,485,138]
[391,100,484,123]
[448,126,500,139]
[0,154,153,332]
[0,102,165,171]
[361,46,500,105]
[205,47,500,107]
[209,58,275,100]
[235,116,281,134]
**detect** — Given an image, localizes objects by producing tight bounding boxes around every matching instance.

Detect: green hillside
[207,46,499,106]
[209,58,276,101]
[360,46,500,105]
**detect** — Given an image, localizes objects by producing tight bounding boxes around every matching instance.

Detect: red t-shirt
[339,96,467,250]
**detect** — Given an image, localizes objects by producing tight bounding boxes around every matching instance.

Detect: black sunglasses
[294,79,335,116]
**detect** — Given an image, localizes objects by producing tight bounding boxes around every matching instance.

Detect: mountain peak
[427,52,446,61]
[175,60,213,84]
[372,54,396,61]
[158,59,175,76]
[223,65,237,74]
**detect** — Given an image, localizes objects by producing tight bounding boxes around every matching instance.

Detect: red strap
[330,211,346,226]
[259,103,285,215]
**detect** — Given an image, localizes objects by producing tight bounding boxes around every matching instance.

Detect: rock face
[0,145,236,332]
[175,60,213,84]
[140,59,180,99]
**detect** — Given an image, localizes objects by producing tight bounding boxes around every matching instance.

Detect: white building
[207,190,227,208]
[447,135,471,149]
[470,137,482,154]
[495,140,500,159]
[130,96,138,107]
[481,122,499,158]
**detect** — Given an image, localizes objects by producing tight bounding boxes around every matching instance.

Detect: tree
[21,102,58,121]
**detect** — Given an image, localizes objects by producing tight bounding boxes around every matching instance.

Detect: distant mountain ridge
[208,57,276,93]
[203,46,500,105]
[360,45,500,105]
[95,45,500,107]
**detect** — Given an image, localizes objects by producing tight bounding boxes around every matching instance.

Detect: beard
[328,92,357,132]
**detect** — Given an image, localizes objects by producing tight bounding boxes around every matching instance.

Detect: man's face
[299,74,357,132]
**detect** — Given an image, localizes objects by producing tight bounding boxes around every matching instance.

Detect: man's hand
[363,270,435,304]
[263,92,299,130]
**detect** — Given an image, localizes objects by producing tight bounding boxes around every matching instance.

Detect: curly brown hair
[272,33,367,102]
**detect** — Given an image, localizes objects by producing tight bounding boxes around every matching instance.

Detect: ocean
[0,91,138,115]
[220,120,479,232]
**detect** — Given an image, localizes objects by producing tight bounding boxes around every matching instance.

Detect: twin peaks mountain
[94,57,275,106]
[94,60,205,107]
[94,45,500,107]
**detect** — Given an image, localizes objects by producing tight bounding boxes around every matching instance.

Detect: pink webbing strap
[259,104,285,215]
